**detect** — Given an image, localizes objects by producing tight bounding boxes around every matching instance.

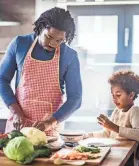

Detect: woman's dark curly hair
[108,70,139,100]
[33,7,75,45]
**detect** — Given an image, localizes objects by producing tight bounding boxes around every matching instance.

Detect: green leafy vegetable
[3,136,34,164]
[34,145,52,158]
[0,137,9,148]
[8,130,24,139]
[0,130,24,149]
[88,155,101,159]
[75,145,100,153]
[17,155,35,165]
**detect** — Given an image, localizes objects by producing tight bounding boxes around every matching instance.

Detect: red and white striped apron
[5,37,63,136]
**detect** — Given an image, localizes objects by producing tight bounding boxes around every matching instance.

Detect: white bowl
[59,130,84,143]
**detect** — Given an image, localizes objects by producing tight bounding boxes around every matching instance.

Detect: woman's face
[39,27,66,51]
[111,85,134,109]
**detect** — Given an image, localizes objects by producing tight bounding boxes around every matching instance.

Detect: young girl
[86,70,139,166]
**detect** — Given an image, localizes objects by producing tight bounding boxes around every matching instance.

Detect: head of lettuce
[3,136,35,164]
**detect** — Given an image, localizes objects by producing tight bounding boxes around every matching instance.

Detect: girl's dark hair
[33,7,75,45]
[108,70,139,100]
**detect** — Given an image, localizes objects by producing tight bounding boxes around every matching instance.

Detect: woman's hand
[97,114,119,133]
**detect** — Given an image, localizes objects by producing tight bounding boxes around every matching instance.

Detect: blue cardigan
[0,33,82,122]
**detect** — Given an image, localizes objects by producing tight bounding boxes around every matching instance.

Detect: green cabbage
[3,136,35,164]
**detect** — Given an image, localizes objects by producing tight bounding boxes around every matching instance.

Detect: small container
[59,130,84,143]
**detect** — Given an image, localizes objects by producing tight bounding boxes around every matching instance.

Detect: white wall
[35,0,57,19]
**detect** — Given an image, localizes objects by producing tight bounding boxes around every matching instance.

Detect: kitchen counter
[0,140,138,166]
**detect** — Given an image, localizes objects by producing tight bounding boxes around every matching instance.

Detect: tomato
[0,133,8,139]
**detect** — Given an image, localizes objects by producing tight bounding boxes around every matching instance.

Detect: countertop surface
[0,139,138,166]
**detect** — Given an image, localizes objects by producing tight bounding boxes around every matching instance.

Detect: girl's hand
[97,114,119,133]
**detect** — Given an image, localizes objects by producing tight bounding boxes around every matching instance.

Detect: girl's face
[111,85,134,109]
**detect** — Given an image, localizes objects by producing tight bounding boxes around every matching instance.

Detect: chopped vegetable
[52,146,101,161]
[52,150,101,160]
[75,146,100,153]
[54,158,64,165]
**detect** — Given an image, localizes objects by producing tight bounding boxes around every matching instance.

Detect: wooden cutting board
[0,147,110,166]
[49,147,111,165]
